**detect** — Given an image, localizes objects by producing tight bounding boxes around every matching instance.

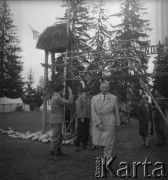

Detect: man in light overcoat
[91,81,120,161]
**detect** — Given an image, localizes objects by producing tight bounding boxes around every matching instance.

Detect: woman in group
[139,95,153,147]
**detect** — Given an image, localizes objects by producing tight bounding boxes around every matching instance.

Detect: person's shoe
[49,151,60,160]
[56,148,67,156]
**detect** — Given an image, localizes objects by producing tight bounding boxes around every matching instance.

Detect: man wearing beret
[49,85,74,159]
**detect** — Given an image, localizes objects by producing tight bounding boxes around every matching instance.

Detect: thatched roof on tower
[36,23,72,53]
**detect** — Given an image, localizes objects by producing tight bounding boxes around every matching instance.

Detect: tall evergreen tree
[66,0,92,89]
[55,0,91,95]
[153,39,168,97]
[89,0,112,51]
[37,76,44,95]
[86,0,113,94]
[110,0,152,99]
[0,0,24,98]
[70,0,91,51]
[23,68,36,109]
[57,0,91,51]
[35,76,44,107]
[24,68,35,98]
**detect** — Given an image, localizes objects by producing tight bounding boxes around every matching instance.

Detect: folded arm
[114,99,120,127]
[91,99,102,126]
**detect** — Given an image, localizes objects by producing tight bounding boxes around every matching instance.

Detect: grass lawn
[0,111,51,133]
[0,112,168,180]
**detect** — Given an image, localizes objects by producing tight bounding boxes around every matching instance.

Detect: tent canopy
[0,97,30,112]
[0,97,23,104]
[39,100,51,111]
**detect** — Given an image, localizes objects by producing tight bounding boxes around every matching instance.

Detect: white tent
[39,100,51,111]
[0,97,30,112]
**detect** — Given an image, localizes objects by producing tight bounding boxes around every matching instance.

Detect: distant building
[155,0,168,42]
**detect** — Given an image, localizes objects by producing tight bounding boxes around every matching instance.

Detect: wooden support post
[51,52,55,81]
[127,58,168,125]
[42,51,48,133]
[62,55,67,136]
[62,0,70,137]
[140,79,168,125]
[65,111,77,136]
[63,56,67,97]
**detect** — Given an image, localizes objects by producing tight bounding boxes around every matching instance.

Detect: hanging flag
[29,25,41,40]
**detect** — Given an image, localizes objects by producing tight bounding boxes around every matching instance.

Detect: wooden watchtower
[36,23,72,133]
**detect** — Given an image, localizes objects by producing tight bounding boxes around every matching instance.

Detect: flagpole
[42,51,48,133]
[62,0,70,136]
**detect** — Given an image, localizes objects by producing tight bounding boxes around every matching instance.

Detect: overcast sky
[7,0,161,87]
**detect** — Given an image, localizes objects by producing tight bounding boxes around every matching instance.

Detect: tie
[103,95,106,100]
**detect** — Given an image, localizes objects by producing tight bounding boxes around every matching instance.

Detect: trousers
[49,124,63,151]
[75,118,90,148]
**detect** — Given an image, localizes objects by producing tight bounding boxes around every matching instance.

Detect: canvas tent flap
[39,100,51,111]
[0,97,23,104]
[0,97,30,112]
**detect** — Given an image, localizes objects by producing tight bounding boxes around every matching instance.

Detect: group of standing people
[49,82,167,161]
[49,81,120,161]
[119,99,133,125]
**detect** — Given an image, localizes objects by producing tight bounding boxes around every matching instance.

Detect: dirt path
[0,118,168,180]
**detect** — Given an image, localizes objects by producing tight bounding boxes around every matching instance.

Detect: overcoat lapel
[97,94,104,110]
[96,93,114,112]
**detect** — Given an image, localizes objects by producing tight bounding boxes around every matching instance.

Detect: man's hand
[97,123,104,131]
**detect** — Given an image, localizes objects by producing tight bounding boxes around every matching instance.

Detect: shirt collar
[101,93,107,99]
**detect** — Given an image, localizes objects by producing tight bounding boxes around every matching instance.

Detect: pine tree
[89,0,112,51]
[153,39,168,97]
[23,68,37,110]
[24,68,35,99]
[35,76,44,107]
[110,0,152,99]
[55,0,91,95]
[37,76,44,95]
[57,0,91,51]
[66,0,92,89]
[86,0,113,94]
[0,0,24,98]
